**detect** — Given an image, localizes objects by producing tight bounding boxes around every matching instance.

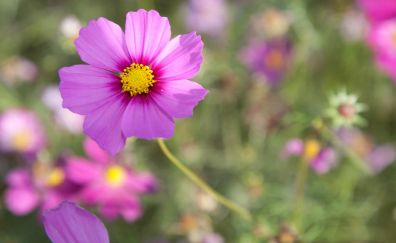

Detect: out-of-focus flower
[241,39,293,87]
[325,90,366,128]
[4,161,78,215]
[43,201,109,243]
[42,85,84,134]
[270,224,299,243]
[202,233,224,243]
[338,128,396,174]
[196,191,218,212]
[184,0,228,37]
[59,9,207,155]
[357,0,396,23]
[368,19,396,57]
[177,213,222,243]
[0,109,46,154]
[60,15,82,40]
[65,138,158,222]
[282,139,338,174]
[0,56,38,85]
[251,9,290,38]
[340,9,367,42]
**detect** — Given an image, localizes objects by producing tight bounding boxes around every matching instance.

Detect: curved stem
[157,139,253,222]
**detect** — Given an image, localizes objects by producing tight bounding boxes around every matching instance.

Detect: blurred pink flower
[42,85,84,134]
[59,9,207,155]
[241,39,293,87]
[282,139,338,174]
[338,128,396,174]
[0,56,38,85]
[357,0,396,23]
[4,163,78,216]
[368,19,396,57]
[184,0,228,37]
[340,9,367,42]
[65,138,158,222]
[0,109,46,155]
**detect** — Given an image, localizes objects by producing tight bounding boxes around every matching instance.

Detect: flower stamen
[120,63,156,96]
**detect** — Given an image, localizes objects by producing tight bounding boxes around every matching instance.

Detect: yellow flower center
[12,131,32,151]
[46,168,65,187]
[303,139,321,161]
[105,165,127,187]
[264,50,285,70]
[120,63,156,96]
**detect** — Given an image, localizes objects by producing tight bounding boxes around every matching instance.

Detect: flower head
[43,201,109,243]
[59,9,208,155]
[0,109,46,154]
[184,0,228,37]
[241,39,292,87]
[325,90,366,128]
[0,56,38,86]
[4,162,78,215]
[65,138,158,222]
[358,0,396,23]
[282,138,338,174]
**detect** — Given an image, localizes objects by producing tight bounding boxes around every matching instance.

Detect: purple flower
[0,109,46,155]
[65,138,158,222]
[43,201,109,243]
[338,128,396,174]
[241,39,292,87]
[184,0,228,37]
[282,139,338,174]
[59,9,208,155]
[4,163,78,216]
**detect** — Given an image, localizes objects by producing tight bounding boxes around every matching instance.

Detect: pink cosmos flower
[65,138,158,222]
[357,0,396,23]
[282,139,338,174]
[0,109,46,155]
[59,9,208,155]
[241,39,292,87]
[4,162,78,216]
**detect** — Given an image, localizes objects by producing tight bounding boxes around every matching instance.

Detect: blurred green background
[1,0,396,242]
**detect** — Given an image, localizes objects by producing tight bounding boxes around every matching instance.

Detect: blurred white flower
[42,86,83,134]
[60,15,81,40]
[340,9,367,42]
[0,56,38,85]
[251,8,290,38]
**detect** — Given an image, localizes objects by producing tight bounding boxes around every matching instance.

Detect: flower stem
[157,139,253,222]
[292,157,309,227]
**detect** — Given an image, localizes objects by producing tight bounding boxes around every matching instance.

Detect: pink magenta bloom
[65,138,158,222]
[368,19,396,58]
[59,9,208,155]
[241,39,292,87]
[282,139,338,174]
[358,0,396,23]
[4,163,78,216]
[43,201,109,243]
[0,109,46,154]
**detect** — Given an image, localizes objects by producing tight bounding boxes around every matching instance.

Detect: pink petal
[5,168,31,187]
[83,94,129,155]
[151,79,208,118]
[43,201,109,243]
[121,96,175,139]
[84,138,111,164]
[152,32,203,81]
[125,9,171,64]
[75,17,130,72]
[59,64,121,115]
[66,157,102,184]
[5,188,39,215]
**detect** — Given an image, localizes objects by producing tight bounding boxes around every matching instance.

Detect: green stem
[292,157,309,227]
[157,139,253,222]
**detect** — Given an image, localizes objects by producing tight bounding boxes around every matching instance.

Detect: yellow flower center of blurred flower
[12,131,32,151]
[105,165,127,187]
[46,168,65,187]
[303,139,321,161]
[264,50,285,70]
[120,63,156,96]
